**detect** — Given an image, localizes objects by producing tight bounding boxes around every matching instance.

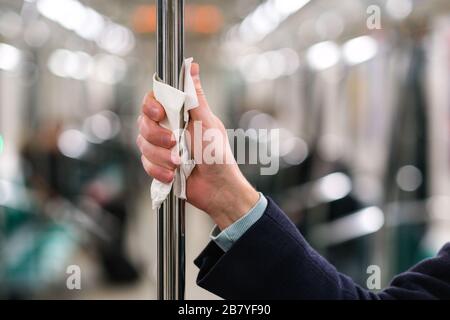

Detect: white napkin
[150,57,198,210]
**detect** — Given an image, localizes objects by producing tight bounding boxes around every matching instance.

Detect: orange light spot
[132,4,223,35]
[132,5,156,34]
[191,5,223,34]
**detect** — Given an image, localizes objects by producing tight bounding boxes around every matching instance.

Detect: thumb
[189,63,211,120]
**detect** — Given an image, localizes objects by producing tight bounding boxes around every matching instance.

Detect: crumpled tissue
[150,57,198,210]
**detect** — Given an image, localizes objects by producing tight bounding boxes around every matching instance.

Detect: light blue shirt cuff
[210,193,267,252]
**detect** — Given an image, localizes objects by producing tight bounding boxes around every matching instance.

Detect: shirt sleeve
[209,193,267,252]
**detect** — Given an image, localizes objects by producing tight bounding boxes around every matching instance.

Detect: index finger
[142,91,166,122]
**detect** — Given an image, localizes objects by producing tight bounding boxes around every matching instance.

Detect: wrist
[209,174,259,230]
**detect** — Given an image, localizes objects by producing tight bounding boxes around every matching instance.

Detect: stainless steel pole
[156,0,185,300]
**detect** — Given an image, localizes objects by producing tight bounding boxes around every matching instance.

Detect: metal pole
[156,0,185,300]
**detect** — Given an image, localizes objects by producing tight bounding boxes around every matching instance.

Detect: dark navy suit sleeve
[194,197,450,300]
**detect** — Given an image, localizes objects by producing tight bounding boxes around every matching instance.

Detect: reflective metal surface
[156,0,185,300]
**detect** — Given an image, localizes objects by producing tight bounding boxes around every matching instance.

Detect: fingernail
[171,152,181,165]
[137,115,142,124]
[161,134,169,146]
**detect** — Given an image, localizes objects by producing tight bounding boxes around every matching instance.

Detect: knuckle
[144,165,153,178]
[140,120,152,140]
[140,142,154,161]
[141,157,154,178]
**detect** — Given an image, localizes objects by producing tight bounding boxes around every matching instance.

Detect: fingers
[138,91,179,184]
[189,63,213,121]
[141,155,174,184]
[138,114,175,149]
[137,135,180,171]
[142,92,166,122]
[190,63,205,98]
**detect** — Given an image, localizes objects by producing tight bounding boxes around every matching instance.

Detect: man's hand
[136,63,259,230]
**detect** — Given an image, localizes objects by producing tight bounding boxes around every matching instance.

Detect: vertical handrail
[156,0,185,300]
